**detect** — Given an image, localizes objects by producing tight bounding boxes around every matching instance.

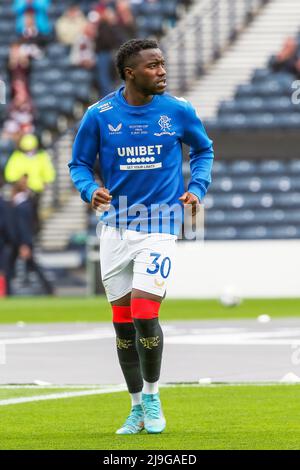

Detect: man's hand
[91,187,112,212]
[179,192,200,216]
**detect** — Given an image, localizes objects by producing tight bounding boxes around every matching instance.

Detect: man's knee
[131,298,161,320]
[111,291,131,307]
[111,292,132,323]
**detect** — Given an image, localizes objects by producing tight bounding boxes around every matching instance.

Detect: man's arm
[181,101,214,203]
[69,109,112,210]
[69,109,101,203]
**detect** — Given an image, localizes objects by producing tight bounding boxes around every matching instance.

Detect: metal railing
[162,0,270,94]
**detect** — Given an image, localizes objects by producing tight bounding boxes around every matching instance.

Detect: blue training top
[69,86,214,235]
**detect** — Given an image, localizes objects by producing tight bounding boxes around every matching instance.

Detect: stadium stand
[1,0,300,295]
[207,67,300,130]
[199,159,300,240]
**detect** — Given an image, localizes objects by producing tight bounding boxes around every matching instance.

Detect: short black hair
[116,39,159,81]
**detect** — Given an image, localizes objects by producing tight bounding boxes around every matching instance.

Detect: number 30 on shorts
[146,252,172,279]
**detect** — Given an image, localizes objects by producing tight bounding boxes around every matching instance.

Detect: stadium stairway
[183,0,300,119]
[163,0,268,97]
[38,131,87,251]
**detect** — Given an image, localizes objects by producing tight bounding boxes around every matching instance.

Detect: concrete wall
[168,240,300,298]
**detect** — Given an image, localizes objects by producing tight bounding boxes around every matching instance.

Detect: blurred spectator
[22,10,40,43]
[7,42,31,97]
[70,22,96,69]
[4,134,55,232]
[7,42,41,99]
[13,0,52,40]
[92,0,116,16]
[5,177,54,295]
[116,0,137,43]
[95,7,123,96]
[2,81,35,142]
[271,37,299,75]
[3,42,42,143]
[0,183,17,297]
[56,4,88,47]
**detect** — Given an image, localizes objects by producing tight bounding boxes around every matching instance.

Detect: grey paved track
[1,319,300,384]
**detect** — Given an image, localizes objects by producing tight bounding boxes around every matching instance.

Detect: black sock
[113,322,143,394]
[133,318,163,383]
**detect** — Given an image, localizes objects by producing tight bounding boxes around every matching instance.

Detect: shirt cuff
[84,183,100,203]
[187,183,206,202]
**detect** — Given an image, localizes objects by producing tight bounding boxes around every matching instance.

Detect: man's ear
[124,66,134,80]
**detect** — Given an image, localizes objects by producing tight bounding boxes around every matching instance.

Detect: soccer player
[69,39,214,434]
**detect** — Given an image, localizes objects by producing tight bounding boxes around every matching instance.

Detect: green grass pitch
[1,297,299,450]
[0,385,300,450]
[1,296,300,323]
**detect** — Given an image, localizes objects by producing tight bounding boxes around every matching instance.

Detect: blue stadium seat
[262,96,295,113]
[210,177,234,192]
[251,68,273,83]
[205,226,237,240]
[274,193,300,208]
[31,81,48,97]
[287,160,300,174]
[139,2,163,16]
[69,68,93,84]
[275,114,300,128]
[229,160,257,175]
[212,160,229,176]
[0,139,14,170]
[256,160,288,175]
[237,226,269,239]
[205,210,226,225]
[58,98,75,116]
[215,114,248,129]
[249,113,278,128]
[0,4,14,19]
[0,139,14,154]
[0,20,13,35]
[74,84,91,102]
[46,43,70,60]
[267,225,300,239]
[31,57,52,71]
[137,16,164,34]
[0,47,8,63]
[35,95,61,112]
[33,69,65,83]
[162,0,179,18]
[48,2,68,19]
[35,94,75,117]
[51,82,76,97]
[36,110,60,130]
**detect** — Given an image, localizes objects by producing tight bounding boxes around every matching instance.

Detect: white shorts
[99,225,177,302]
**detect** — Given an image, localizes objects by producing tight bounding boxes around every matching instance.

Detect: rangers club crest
[154,115,176,136]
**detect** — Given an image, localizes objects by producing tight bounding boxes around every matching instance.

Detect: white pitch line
[0,385,114,389]
[165,336,300,346]
[0,329,300,347]
[1,382,300,407]
[0,331,114,345]
[0,385,127,407]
